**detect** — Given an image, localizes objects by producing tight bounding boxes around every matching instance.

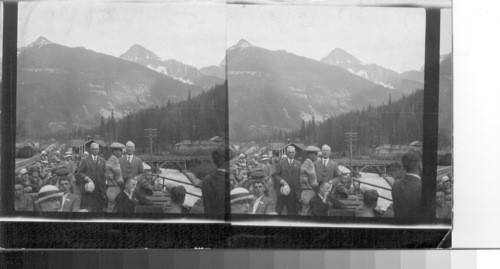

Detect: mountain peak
[119,44,162,62]
[27,36,53,49]
[228,39,253,51]
[321,48,362,66]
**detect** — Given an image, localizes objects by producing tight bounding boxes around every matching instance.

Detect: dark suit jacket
[314,158,340,182]
[119,155,145,180]
[78,155,106,195]
[391,174,422,219]
[251,195,276,214]
[309,193,347,216]
[114,190,153,213]
[272,158,301,196]
[60,193,81,212]
[201,170,229,218]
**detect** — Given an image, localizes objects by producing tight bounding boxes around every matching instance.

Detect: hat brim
[231,194,254,204]
[36,191,64,204]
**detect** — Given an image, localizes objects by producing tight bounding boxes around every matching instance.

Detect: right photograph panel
[227,4,452,223]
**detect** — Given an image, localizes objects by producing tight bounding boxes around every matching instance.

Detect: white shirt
[92,155,97,162]
[127,155,133,163]
[288,158,294,166]
[323,158,329,167]
[252,194,264,214]
[60,192,70,211]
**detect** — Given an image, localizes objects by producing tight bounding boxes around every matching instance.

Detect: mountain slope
[119,44,223,89]
[321,48,423,91]
[17,37,204,138]
[227,40,403,141]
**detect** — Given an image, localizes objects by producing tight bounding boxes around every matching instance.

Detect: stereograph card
[0,0,452,249]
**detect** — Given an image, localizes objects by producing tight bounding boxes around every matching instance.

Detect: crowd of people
[14,139,452,219]
[14,141,228,216]
[229,144,453,219]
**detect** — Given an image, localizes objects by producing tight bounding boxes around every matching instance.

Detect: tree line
[46,82,227,152]
[256,90,453,153]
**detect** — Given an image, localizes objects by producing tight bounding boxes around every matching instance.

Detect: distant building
[271,142,306,160]
[375,144,412,158]
[175,139,222,155]
[68,139,106,155]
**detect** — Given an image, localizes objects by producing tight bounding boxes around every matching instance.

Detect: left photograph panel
[7,1,228,220]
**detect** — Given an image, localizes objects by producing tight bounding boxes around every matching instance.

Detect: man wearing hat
[77,143,106,212]
[230,187,254,214]
[272,145,301,215]
[392,152,422,218]
[19,167,38,193]
[300,145,321,215]
[40,150,48,162]
[35,185,64,212]
[105,142,125,212]
[250,178,276,215]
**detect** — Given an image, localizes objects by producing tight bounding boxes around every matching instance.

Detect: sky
[228,5,452,73]
[13,3,451,73]
[17,1,227,69]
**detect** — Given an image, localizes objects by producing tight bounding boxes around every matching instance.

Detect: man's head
[124,177,137,193]
[230,187,254,214]
[36,185,63,212]
[252,180,265,198]
[125,141,135,155]
[212,146,229,168]
[19,168,29,181]
[436,191,445,206]
[171,185,187,205]
[305,146,320,162]
[90,142,100,156]
[59,177,72,194]
[285,146,296,159]
[318,179,333,195]
[321,144,332,159]
[14,183,24,199]
[64,153,72,161]
[401,152,422,174]
[363,189,379,209]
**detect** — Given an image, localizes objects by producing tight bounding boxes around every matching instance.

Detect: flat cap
[249,170,265,179]
[305,146,321,153]
[109,142,125,149]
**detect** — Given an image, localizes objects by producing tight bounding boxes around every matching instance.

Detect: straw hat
[230,187,254,204]
[36,185,63,204]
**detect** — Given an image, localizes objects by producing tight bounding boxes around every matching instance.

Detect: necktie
[128,156,132,164]
[324,159,327,167]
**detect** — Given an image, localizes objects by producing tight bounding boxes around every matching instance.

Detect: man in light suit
[314,144,340,183]
[59,177,81,212]
[119,141,145,180]
[250,177,276,215]
[272,146,301,215]
[77,142,106,212]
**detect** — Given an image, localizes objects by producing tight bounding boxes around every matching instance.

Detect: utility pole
[345,132,357,172]
[145,128,157,167]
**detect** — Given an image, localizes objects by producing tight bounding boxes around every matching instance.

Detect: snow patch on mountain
[27,36,52,49]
